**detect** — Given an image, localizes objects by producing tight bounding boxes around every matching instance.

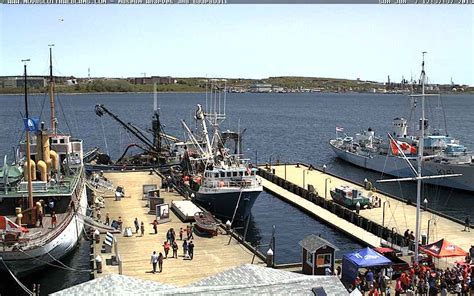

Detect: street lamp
[324,177,331,200]
[382,200,391,228]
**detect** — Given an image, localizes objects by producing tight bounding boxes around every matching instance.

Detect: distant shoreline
[0,90,472,96]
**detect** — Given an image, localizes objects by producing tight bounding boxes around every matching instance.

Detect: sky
[1,5,473,85]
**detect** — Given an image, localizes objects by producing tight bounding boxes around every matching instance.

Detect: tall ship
[174,81,262,222]
[0,48,88,277]
[329,62,473,192]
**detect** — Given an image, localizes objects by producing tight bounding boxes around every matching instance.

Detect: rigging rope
[56,93,73,136]
[100,117,110,156]
[15,243,91,273]
[0,257,34,295]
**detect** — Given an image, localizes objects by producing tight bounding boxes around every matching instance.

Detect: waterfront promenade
[93,171,263,286]
[260,164,473,258]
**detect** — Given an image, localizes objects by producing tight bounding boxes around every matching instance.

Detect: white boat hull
[0,184,88,277]
[330,142,474,192]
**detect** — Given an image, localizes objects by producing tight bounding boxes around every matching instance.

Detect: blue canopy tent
[341,247,392,285]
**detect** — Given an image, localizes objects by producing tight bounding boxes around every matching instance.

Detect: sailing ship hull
[0,184,88,277]
[330,142,474,192]
[193,187,262,222]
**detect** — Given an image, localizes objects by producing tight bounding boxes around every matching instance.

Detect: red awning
[420,239,468,258]
[374,247,394,254]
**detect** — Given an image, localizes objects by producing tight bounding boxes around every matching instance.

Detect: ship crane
[94,104,159,154]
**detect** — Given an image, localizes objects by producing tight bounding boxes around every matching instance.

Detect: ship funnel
[392,117,408,138]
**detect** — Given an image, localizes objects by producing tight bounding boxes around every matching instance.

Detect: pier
[258,163,473,259]
[92,171,264,286]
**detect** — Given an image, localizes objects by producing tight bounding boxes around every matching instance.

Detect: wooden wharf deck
[92,171,263,286]
[258,164,473,261]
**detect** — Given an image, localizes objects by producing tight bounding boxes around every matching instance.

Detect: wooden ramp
[260,164,473,260]
[92,171,263,286]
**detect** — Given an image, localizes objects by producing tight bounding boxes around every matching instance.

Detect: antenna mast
[48,44,56,134]
[22,59,34,210]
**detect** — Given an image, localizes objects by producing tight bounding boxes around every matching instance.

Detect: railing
[202,178,261,189]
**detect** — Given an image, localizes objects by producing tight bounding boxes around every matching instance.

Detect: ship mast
[48,44,56,135]
[22,59,34,210]
[414,52,427,263]
[376,52,462,263]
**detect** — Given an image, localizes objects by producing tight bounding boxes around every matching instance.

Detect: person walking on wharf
[140,221,145,236]
[163,241,170,258]
[134,218,140,234]
[150,251,158,273]
[152,219,158,234]
[188,241,194,260]
[172,240,178,258]
[464,217,470,232]
[182,240,188,258]
[179,227,183,240]
[158,252,164,272]
[105,213,110,226]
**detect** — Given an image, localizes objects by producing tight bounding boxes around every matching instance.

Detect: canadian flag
[390,140,417,155]
[336,127,344,132]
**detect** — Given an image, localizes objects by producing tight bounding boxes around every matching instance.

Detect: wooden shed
[299,234,339,275]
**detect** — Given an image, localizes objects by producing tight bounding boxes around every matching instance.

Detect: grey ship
[330,117,474,192]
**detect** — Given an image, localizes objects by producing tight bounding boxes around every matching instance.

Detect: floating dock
[258,163,473,258]
[92,171,264,286]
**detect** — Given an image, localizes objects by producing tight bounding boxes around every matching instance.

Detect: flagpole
[22,59,34,210]
[415,52,427,264]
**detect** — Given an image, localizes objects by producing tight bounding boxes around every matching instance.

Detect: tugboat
[0,49,88,277]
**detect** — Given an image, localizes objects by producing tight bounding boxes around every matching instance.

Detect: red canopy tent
[420,239,467,258]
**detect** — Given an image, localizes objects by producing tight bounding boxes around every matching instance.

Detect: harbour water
[0,92,472,294]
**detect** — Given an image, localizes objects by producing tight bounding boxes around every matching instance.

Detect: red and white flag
[390,140,417,155]
[336,127,344,132]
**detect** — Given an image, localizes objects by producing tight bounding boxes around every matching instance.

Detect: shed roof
[298,234,340,253]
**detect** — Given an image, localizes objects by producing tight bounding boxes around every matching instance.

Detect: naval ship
[329,65,473,192]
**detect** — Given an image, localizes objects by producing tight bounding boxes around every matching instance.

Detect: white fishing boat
[176,81,262,222]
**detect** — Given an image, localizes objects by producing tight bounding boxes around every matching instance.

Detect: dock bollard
[266,248,274,267]
[225,220,231,234]
[95,255,103,273]
[94,229,100,244]
[356,202,360,214]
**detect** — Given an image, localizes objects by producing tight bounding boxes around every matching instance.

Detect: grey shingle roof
[298,234,340,253]
[51,264,348,296]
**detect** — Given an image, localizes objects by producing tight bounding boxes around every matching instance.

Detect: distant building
[130,76,175,85]
[0,76,46,88]
[250,83,273,93]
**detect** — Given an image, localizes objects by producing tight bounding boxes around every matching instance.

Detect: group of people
[350,267,392,296]
[150,226,196,273]
[393,262,473,296]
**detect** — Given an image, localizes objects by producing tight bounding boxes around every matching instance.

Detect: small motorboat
[193,211,219,236]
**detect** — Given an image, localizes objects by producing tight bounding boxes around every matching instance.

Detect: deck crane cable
[100,116,109,156]
[0,257,34,295]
